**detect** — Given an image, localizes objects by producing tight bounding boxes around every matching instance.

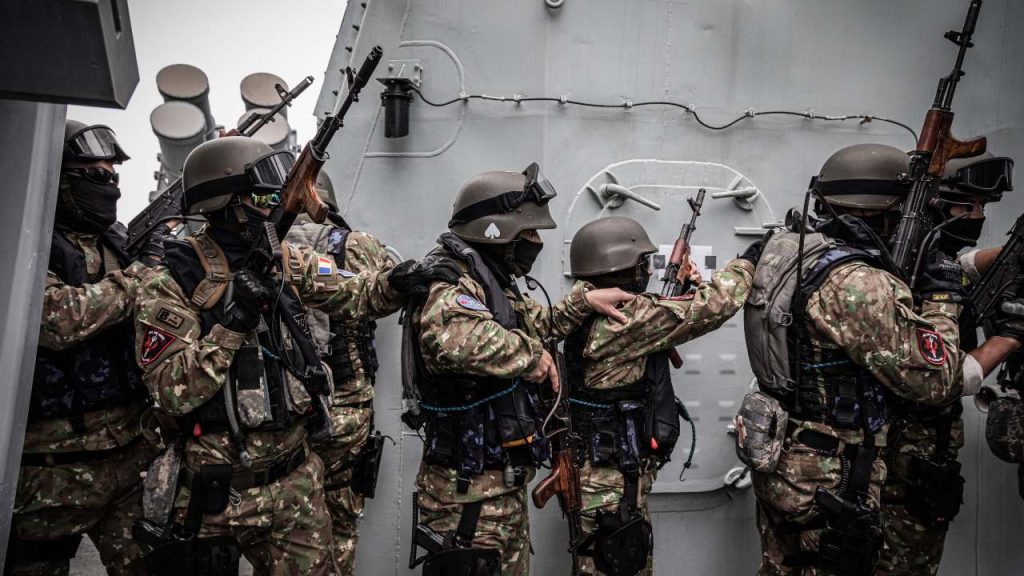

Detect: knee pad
[422,547,501,576]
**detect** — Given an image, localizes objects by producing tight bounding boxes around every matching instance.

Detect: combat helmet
[182,136,294,215]
[940,152,1013,202]
[814,143,910,210]
[63,119,130,164]
[570,217,657,278]
[448,163,557,244]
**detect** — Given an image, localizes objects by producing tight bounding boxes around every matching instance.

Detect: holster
[409,491,500,576]
[812,487,884,576]
[422,548,501,576]
[351,430,388,498]
[142,535,240,576]
[588,510,652,576]
[903,456,964,530]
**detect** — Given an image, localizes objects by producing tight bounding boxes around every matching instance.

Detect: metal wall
[316,1,1024,574]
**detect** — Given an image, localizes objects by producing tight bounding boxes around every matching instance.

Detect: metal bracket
[710,174,759,211]
[382,59,422,88]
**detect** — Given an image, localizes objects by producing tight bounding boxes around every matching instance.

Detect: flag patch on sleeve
[317,257,334,276]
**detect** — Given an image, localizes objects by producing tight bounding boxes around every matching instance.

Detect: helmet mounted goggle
[63,125,130,164]
[186,150,295,211]
[942,156,1014,198]
[448,162,556,227]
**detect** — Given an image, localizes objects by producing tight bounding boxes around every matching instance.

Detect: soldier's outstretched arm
[38,261,148,350]
[343,231,397,275]
[285,243,405,321]
[133,267,243,416]
[583,258,754,362]
[807,262,964,406]
[419,278,544,379]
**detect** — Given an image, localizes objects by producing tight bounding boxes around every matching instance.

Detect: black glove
[388,256,462,297]
[738,232,769,266]
[138,226,173,268]
[995,298,1024,342]
[916,253,967,303]
[221,269,267,333]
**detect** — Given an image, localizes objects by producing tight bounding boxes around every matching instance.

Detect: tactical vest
[563,314,682,469]
[744,229,890,432]
[162,231,322,433]
[404,233,549,486]
[283,222,379,387]
[31,224,145,428]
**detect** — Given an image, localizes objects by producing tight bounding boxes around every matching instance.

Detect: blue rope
[568,397,612,410]
[803,360,851,370]
[420,381,520,413]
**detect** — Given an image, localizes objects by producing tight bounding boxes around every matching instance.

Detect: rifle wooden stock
[532,450,580,511]
[279,147,328,224]
[917,109,987,177]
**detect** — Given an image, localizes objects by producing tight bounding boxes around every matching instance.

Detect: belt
[788,423,845,457]
[21,436,142,467]
[337,399,374,410]
[181,444,308,492]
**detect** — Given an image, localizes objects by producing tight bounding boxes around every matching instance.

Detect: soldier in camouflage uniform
[877,153,1019,576]
[404,166,633,576]
[564,216,759,576]
[286,172,396,574]
[131,137,459,576]
[7,121,164,576]
[740,144,969,576]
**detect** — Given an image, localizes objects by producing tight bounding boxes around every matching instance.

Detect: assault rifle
[122,75,315,259]
[234,47,383,443]
[531,345,583,576]
[660,188,706,368]
[889,0,987,288]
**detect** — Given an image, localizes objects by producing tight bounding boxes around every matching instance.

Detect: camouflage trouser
[310,405,373,575]
[416,482,531,576]
[175,450,336,576]
[875,418,962,576]
[752,436,886,576]
[576,461,656,576]
[8,438,157,576]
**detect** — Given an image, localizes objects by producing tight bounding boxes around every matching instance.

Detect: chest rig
[404,233,549,493]
[31,225,145,430]
[163,232,324,438]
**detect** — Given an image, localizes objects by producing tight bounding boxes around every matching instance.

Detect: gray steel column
[0,99,66,569]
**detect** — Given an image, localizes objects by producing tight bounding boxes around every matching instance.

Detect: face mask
[206,200,271,262]
[815,213,893,251]
[57,173,120,233]
[940,217,985,254]
[510,237,544,276]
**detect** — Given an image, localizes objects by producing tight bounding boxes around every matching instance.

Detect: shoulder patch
[154,307,185,330]
[456,294,488,311]
[140,327,176,366]
[317,256,334,276]
[916,327,946,366]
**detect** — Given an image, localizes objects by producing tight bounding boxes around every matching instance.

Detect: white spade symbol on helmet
[484,222,501,239]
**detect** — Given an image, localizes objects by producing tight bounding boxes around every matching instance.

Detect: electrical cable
[409,86,918,142]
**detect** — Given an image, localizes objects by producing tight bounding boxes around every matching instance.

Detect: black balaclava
[588,257,651,294]
[939,213,985,255]
[56,172,120,233]
[474,236,544,279]
[205,199,270,266]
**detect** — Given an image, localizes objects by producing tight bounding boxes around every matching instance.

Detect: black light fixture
[378,77,415,138]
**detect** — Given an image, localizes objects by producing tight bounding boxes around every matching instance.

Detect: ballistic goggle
[184,150,295,212]
[945,156,1014,196]
[63,125,130,164]
[448,162,557,225]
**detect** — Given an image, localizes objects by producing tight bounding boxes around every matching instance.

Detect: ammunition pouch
[813,488,884,576]
[141,535,240,576]
[903,457,964,530]
[6,534,83,563]
[587,511,652,576]
[985,396,1024,463]
[351,430,388,498]
[735,391,789,473]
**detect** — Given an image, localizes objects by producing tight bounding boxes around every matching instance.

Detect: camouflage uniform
[875,250,982,576]
[288,220,397,574]
[133,233,402,576]
[414,271,595,576]
[10,232,155,576]
[570,257,753,575]
[752,259,965,576]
